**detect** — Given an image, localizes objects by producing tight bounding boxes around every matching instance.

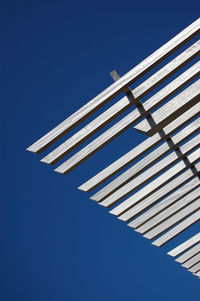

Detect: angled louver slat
[188,261,200,273]
[182,253,200,269]
[168,232,200,257]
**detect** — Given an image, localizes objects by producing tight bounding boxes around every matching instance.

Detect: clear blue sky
[1,1,200,300]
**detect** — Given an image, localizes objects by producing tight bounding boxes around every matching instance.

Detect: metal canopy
[27,18,200,279]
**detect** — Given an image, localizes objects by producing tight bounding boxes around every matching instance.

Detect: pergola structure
[27,18,200,279]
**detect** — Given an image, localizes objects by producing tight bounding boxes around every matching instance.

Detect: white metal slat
[168,232,200,257]
[182,252,200,268]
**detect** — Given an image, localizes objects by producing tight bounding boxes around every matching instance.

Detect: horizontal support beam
[152,210,200,247]
[27,18,200,153]
[79,102,200,192]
